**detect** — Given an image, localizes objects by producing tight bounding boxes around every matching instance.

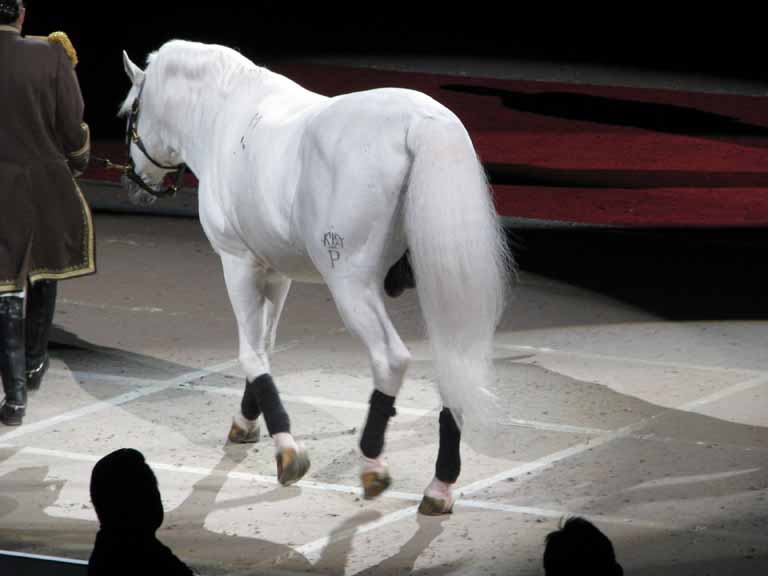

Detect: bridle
[94,82,187,199]
[123,83,188,198]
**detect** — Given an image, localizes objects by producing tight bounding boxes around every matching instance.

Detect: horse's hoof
[276,446,310,485]
[418,495,454,516]
[227,418,260,444]
[361,469,392,499]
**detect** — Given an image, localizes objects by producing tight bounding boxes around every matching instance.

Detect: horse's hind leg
[264,273,291,357]
[220,253,309,485]
[326,279,411,499]
[419,407,461,515]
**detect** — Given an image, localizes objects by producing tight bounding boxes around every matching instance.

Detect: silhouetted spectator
[543,516,623,576]
[88,448,195,576]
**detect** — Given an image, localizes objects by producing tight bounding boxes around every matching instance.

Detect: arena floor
[0,212,766,575]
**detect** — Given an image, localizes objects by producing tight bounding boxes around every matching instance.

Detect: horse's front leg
[220,253,309,485]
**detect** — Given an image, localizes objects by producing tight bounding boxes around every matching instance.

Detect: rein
[91,156,128,172]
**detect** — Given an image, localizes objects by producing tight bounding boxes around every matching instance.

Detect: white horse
[120,40,509,515]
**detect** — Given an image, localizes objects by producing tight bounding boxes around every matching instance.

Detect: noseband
[123,84,187,198]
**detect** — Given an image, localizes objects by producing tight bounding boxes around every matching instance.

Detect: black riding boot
[0,296,27,426]
[25,280,57,391]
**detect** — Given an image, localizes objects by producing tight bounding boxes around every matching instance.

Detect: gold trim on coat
[0,177,96,291]
[27,179,95,283]
[69,123,91,159]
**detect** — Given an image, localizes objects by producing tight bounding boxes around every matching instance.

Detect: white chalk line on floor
[681,373,768,410]
[4,440,765,547]
[7,351,764,475]
[2,343,766,569]
[0,358,241,444]
[59,298,167,315]
[291,368,768,562]
[0,549,88,565]
[0,337,314,445]
[29,334,765,452]
[50,369,758,450]
[0,548,313,576]
[498,343,766,377]
[185,383,609,436]
[453,371,768,500]
[41,368,611,437]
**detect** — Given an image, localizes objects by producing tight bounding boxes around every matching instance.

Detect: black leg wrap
[360,389,397,459]
[244,374,289,436]
[241,377,262,421]
[436,408,461,483]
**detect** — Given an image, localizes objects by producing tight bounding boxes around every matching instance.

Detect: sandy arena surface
[0,212,766,575]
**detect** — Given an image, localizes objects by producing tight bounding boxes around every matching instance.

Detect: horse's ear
[122,50,145,85]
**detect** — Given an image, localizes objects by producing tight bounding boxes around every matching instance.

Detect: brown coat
[0,25,95,293]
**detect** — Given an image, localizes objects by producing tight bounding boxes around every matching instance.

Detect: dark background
[20,2,763,140]
[19,2,768,312]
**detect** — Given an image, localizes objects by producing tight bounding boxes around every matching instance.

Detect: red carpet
[87,63,768,226]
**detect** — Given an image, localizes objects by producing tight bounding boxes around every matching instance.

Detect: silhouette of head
[90,448,164,535]
[0,0,23,26]
[543,516,623,576]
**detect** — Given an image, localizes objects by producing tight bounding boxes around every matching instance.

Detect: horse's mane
[119,40,264,117]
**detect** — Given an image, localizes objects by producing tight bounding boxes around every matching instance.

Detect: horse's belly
[262,249,323,283]
[198,174,317,280]
[209,227,322,282]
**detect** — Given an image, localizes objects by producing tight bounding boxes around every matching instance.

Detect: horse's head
[120,50,187,206]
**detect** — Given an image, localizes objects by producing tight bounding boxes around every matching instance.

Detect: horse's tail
[404,116,511,429]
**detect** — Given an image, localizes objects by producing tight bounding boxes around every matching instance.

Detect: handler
[0,0,95,426]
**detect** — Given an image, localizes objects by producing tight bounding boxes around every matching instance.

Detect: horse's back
[288,88,460,281]
[311,87,459,141]
[297,87,461,203]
